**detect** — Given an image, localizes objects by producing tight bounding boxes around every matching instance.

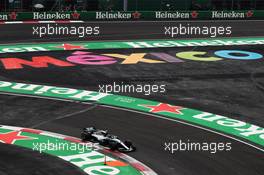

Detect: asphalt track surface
[0,21,264,175]
[0,143,86,175]
[0,20,264,43]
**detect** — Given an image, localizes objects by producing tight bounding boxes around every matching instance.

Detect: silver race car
[81,127,136,152]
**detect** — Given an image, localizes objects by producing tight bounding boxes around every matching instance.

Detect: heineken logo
[0,10,261,21]
[246,10,254,18]
[125,39,264,48]
[191,11,199,18]
[9,12,17,20]
[155,11,198,19]
[212,11,254,19]
[0,81,109,102]
[71,12,81,19]
[192,112,264,141]
[0,12,17,21]
[0,14,8,21]
[96,11,141,20]
[1,38,264,55]
[33,12,75,20]
[60,152,122,174]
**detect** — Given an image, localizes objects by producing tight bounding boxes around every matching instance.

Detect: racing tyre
[81,132,92,142]
[109,142,118,151]
[124,141,132,147]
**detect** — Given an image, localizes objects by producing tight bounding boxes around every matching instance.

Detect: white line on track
[36,20,264,23]
[2,20,264,25]
[0,90,263,152]
[38,21,56,23]
[4,21,23,24]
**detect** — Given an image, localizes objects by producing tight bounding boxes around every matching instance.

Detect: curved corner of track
[0,21,264,174]
[0,125,156,175]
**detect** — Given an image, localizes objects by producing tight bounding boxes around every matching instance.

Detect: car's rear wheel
[109,142,118,151]
[81,132,92,141]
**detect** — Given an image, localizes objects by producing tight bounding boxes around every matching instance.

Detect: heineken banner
[0,10,263,21]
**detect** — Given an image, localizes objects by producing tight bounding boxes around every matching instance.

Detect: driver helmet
[109,135,118,139]
[101,130,108,136]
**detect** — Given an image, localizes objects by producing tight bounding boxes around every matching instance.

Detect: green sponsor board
[0,127,141,175]
[1,37,264,54]
[0,81,263,147]
[0,10,263,21]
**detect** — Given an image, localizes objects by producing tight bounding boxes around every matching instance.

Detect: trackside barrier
[0,10,263,21]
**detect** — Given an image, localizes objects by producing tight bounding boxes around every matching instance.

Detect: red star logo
[0,131,35,144]
[9,12,17,20]
[71,12,80,19]
[132,11,141,19]
[56,43,85,50]
[141,103,184,114]
[246,10,253,18]
[191,11,199,18]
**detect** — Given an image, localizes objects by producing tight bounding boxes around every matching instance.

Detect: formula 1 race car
[81,127,136,153]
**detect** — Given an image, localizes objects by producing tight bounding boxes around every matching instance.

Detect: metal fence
[1,0,264,12]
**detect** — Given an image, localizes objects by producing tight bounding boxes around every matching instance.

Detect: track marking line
[2,20,263,24]
[0,20,85,25]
